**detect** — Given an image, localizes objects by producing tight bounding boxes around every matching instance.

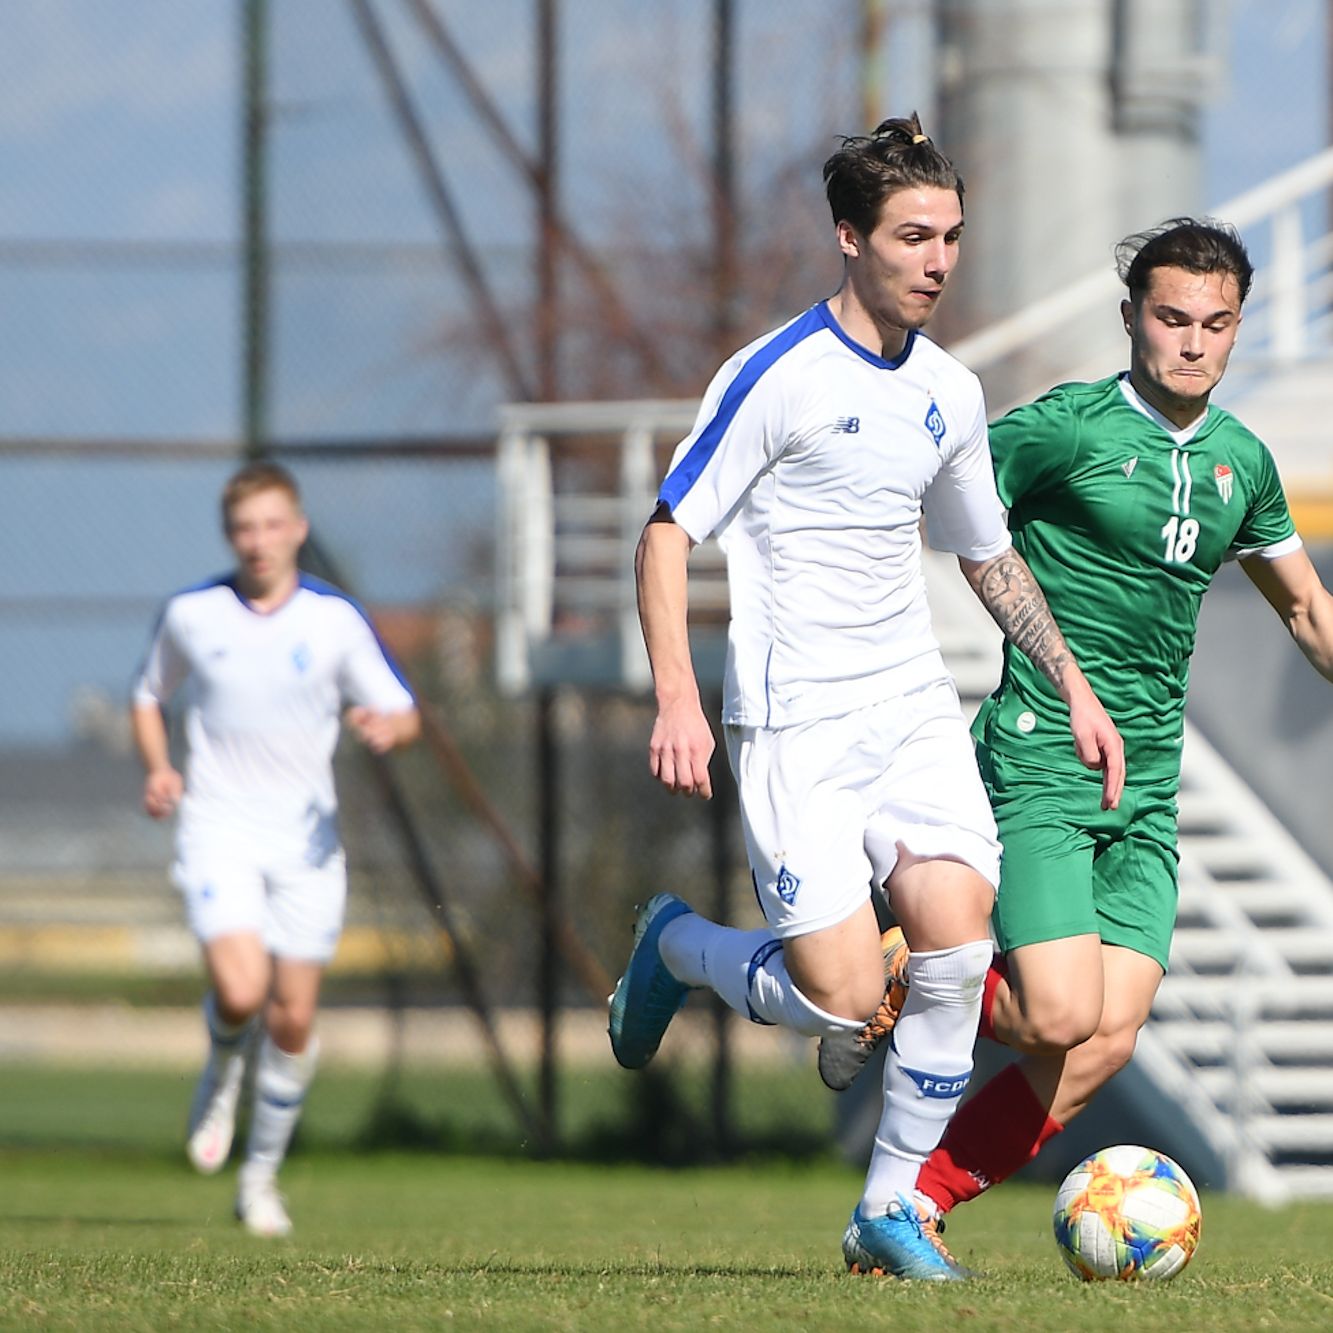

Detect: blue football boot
[842,1198,974,1281]
[608,893,695,1069]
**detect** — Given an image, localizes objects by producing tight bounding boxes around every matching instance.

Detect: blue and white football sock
[243,1033,319,1182]
[201,990,255,1093]
[205,989,255,1057]
[660,915,862,1038]
[860,939,992,1216]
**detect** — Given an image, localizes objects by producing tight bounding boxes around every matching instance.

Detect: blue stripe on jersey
[658,305,826,510]
[133,574,237,690]
[658,303,918,511]
[816,301,916,369]
[298,573,416,697]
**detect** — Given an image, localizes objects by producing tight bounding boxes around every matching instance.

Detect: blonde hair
[221,461,302,531]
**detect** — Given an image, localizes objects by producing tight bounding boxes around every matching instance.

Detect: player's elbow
[397,709,422,748]
[636,506,690,577]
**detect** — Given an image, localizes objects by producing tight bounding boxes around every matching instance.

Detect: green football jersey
[975,374,1296,780]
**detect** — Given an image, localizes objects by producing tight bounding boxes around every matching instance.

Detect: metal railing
[950,145,1333,407]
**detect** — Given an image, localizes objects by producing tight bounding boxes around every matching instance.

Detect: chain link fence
[1,1,912,1156]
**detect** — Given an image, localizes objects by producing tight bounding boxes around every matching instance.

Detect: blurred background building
[3,0,1333,1193]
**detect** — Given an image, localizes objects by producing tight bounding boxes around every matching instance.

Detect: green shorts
[978,741,1180,971]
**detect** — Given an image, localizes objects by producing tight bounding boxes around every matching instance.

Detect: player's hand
[1068,693,1125,811]
[648,697,715,799]
[143,767,183,820]
[346,706,398,755]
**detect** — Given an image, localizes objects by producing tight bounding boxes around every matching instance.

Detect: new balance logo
[832,416,860,434]
[1122,457,1138,478]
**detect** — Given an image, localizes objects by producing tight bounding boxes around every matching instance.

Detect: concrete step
[1270,1165,1333,1197]
[1193,1065,1333,1107]
[1247,1112,1333,1153]
[1170,927,1333,969]
[1154,975,1333,1016]
[1178,883,1331,925]
[1154,1020,1333,1062]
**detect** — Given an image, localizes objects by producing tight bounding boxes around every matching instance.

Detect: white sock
[660,915,862,1038]
[244,1034,319,1181]
[860,939,992,1216]
[203,992,254,1085]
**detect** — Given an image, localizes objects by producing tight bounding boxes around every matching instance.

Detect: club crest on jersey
[1215,463,1234,504]
[775,864,801,905]
[924,400,946,447]
[832,416,860,434]
[292,643,312,674]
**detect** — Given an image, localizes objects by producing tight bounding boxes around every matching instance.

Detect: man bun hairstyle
[823,112,964,237]
[1116,216,1254,307]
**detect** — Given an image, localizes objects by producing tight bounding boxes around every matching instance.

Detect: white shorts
[725,677,1001,939]
[170,830,348,964]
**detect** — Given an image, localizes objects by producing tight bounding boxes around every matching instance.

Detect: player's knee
[796,967,885,1024]
[827,965,893,1023]
[266,999,317,1050]
[1096,1026,1139,1079]
[1024,1001,1100,1053]
[214,978,267,1023]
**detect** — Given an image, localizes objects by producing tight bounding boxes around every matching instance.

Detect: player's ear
[836,219,861,260]
[1120,298,1134,337]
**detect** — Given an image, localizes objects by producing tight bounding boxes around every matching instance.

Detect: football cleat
[235,1170,293,1238]
[817,925,910,1091]
[608,893,694,1069]
[185,1052,247,1175]
[843,1198,973,1281]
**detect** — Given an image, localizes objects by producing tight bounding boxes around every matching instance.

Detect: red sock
[977,954,1009,1043]
[916,1063,1063,1213]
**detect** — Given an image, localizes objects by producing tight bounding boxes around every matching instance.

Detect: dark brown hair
[1117,217,1254,307]
[822,112,964,237]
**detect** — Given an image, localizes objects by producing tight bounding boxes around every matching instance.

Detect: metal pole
[860,0,886,132]
[537,0,559,399]
[708,691,734,1154]
[535,0,561,1155]
[711,0,736,359]
[350,0,534,399]
[537,686,560,1153]
[241,0,270,459]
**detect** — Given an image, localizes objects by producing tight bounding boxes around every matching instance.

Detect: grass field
[2,1066,1333,1330]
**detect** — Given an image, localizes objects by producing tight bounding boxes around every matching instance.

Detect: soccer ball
[1052,1144,1202,1282]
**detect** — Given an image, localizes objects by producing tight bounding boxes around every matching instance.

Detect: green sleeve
[1234,443,1297,552]
[988,389,1079,510]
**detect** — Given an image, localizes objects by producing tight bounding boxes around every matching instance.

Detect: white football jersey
[661,300,1010,728]
[133,574,416,854]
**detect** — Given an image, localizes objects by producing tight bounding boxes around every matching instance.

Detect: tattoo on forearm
[975,555,1072,691]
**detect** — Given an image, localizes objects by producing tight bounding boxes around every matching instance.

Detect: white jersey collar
[1117,373,1207,445]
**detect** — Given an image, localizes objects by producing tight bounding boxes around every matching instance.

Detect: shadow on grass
[350,1066,833,1167]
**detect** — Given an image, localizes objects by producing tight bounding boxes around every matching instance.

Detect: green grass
[1,1066,1332,1329]
[0,1062,834,1162]
[3,1153,1333,1331]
